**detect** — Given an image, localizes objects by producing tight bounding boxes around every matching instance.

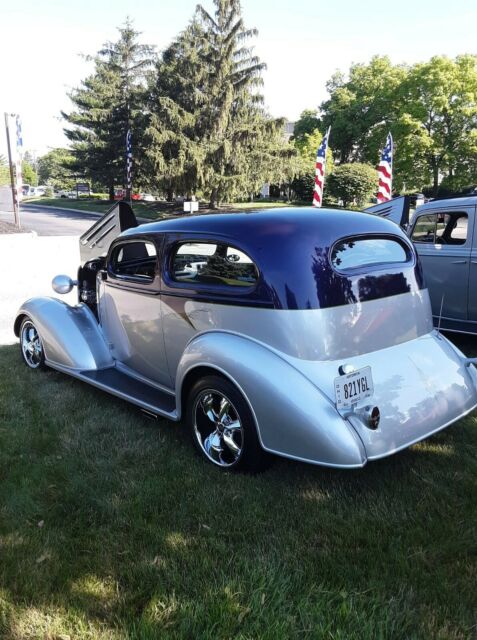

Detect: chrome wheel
[193,390,244,467]
[20,320,44,369]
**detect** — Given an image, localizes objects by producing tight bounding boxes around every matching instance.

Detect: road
[0,204,100,236]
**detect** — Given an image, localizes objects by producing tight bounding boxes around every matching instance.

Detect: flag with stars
[377,133,393,203]
[15,116,23,202]
[126,129,132,193]
[312,127,330,208]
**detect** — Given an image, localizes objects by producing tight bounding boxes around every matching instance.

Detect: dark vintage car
[15,203,477,471]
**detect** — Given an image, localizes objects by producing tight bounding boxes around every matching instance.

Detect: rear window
[331,237,409,271]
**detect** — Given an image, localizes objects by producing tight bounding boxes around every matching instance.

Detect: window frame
[329,233,414,275]
[106,237,160,290]
[164,237,261,296]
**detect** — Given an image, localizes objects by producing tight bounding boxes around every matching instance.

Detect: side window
[110,240,157,281]
[412,212,468,245]
[171,242,258,287]
[435,213,468,245]
[412,215,436,243]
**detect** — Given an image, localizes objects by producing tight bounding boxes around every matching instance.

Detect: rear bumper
[347,399,477,461]
[296,331,477,462]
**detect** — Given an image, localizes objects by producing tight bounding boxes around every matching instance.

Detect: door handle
[471,260,477,265]
[451,260,467,264]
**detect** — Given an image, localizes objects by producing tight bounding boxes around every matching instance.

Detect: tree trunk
[166,188,173,202]
[209,187,218,209]
[109,184,115,201]
[432,163,439,198]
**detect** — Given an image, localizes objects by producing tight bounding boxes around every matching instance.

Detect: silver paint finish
[51,274,77,295]
[293,331,477,460]
[162,289,433,370]
[99,285,171,387]
[16,298,113,371]
[176,333,368,468]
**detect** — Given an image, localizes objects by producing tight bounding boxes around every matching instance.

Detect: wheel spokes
[222,432,241,458]
[194,390,244,468]
[200,393,218,423]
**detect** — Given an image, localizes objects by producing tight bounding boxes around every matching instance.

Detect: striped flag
[126,129,132,193]
[312,127,330,208]
[15,116,23,202]
[377,133,393,203]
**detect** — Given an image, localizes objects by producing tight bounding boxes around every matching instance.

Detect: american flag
[377,132,393,203]
[15,116,23,203]
[312,127,330,208]
[126,129,132,192]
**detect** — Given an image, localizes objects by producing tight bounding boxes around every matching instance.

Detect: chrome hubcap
[193,390,244,467]
[21,321,43,368]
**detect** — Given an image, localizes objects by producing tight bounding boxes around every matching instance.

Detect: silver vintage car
[14,203,477,471]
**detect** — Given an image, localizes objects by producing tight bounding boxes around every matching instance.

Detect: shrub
[327,163,377,207]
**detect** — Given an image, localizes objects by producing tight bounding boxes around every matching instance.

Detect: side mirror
[52,274,78,294]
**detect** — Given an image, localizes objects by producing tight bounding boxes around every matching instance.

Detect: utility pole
[4,113,20,228]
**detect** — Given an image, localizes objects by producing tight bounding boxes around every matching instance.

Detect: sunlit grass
[0,336,476,638]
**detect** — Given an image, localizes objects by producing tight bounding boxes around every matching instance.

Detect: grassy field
[22,198,301,221]
[0,337,476,639]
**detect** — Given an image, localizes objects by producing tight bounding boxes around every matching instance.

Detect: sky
[1,0,477,159]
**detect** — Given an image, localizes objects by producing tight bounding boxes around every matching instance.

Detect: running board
[48,363,178,420]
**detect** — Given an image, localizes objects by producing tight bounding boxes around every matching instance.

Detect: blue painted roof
[121,206,422,310]
[123,206,407,245]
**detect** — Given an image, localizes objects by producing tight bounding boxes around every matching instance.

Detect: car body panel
[15,297,113,371]
[175,332,367,467]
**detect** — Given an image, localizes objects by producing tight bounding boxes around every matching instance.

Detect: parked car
[367,194,477,335]
[55,190,77,199]
[140,193,156,202]
[14,203,477,471]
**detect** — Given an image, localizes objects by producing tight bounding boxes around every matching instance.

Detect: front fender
[176,332,367,468]
[15,297,113,371]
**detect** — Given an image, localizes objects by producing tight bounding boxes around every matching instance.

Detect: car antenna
[436,294,445,338]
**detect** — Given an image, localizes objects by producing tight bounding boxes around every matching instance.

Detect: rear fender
[176,332,366,468]
[15,297,113,371]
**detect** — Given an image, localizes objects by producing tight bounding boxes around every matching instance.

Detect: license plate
[334,366,374,410]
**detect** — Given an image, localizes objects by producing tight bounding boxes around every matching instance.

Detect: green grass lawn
[0,337,476,639]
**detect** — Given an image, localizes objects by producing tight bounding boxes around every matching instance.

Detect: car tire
[19,318,46,370]
[186,375,267,472]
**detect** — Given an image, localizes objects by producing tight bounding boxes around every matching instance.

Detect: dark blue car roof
[121,207,422,310]
[123,206,407,244]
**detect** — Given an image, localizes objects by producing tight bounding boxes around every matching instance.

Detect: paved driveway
[0,233,79,345]
[0,205,99,236]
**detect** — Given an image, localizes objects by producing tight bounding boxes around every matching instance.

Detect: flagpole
[4,113,20,229]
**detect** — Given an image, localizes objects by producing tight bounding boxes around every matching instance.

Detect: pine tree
[146,0,294,206]
[62,20,155,199]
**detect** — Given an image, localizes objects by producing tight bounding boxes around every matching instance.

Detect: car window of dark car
[331,237,409,271]
[110,240,157,281]
[171,242,258,287]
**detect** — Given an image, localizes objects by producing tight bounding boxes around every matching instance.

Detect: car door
[98,235,172,388]
[466,207,477,322]
[410,207,473,322]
